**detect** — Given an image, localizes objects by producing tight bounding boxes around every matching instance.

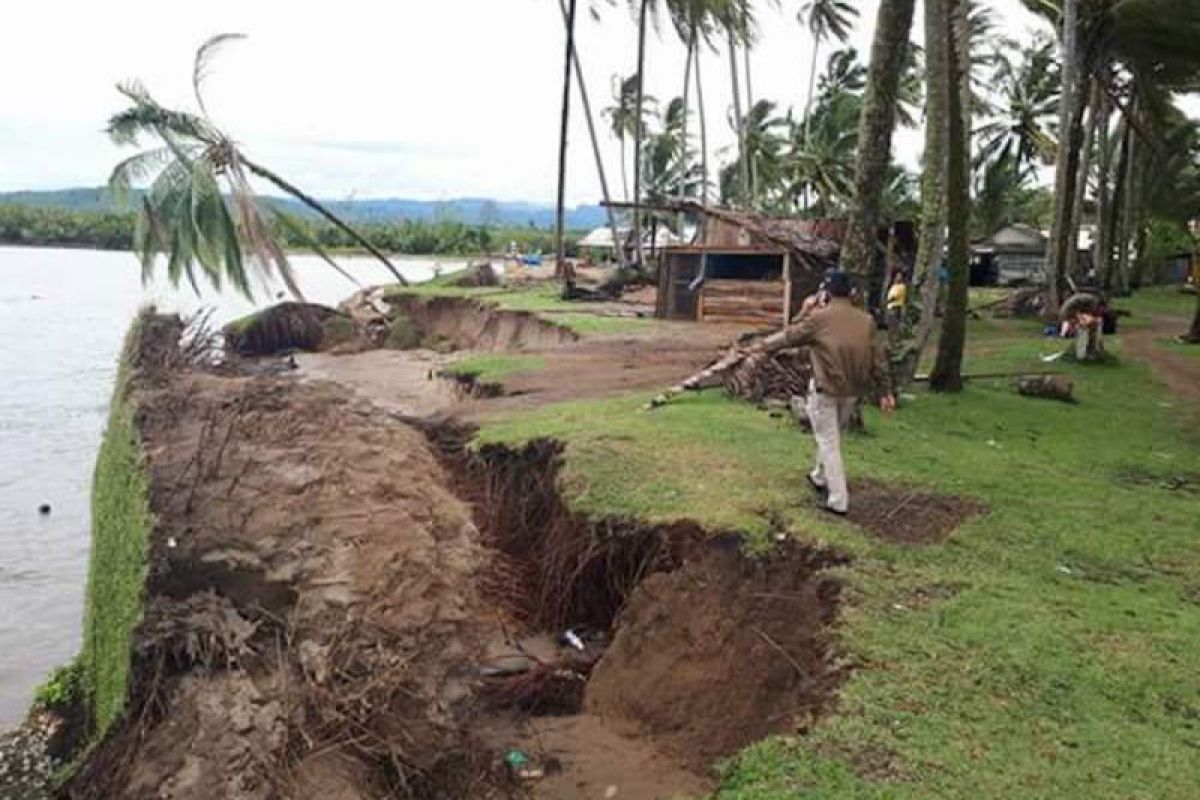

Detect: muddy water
[0,245,455,728]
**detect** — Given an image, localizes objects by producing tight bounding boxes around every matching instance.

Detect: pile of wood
[721,348,812,403]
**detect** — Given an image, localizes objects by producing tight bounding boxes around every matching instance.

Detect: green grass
[1118,286,1196,318]
[384,281,655,334]
[473,316,1200,798]
[82,311,153,738]
[445,354,547,381]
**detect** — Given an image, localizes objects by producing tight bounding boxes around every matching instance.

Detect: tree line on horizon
[0,203,576,258]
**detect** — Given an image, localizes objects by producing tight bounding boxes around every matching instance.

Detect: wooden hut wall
[658,252,702,320]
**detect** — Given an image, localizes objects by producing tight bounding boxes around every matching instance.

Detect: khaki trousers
[805,384,857,513]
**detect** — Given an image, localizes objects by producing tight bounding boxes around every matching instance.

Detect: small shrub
[384,314,422,350]
[33,662,83,713]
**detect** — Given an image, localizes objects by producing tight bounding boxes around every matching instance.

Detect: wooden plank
[783,252,792,324]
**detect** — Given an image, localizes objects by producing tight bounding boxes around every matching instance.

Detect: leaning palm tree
[798,0,860,144]
[107,34,407,300]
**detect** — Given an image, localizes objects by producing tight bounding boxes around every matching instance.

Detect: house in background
[970,224,1048,286]
[640,201,917,325]
[970,224,1096,286]
[576,226,683,264]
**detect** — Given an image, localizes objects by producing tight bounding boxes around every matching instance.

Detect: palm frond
[193,33,247,114]
[107,147,179,203]
[272,210,362,289]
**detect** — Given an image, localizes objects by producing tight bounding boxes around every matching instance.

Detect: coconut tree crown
[107,33,406,302]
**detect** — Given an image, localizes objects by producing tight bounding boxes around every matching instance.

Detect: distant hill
[0,187,609,230]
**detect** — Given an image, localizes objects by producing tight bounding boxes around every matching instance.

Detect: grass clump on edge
[473,314,1200,798]
[81,309,154,739]
[444,354,547,382]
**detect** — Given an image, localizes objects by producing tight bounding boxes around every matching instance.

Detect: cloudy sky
[2,0,1054,205]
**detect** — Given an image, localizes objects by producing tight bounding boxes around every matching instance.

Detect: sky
[1,0,1057,206]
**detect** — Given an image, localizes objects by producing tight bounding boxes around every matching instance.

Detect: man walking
[749,270,895,516]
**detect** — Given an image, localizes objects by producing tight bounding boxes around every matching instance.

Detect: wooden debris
[1017,374,1076,403]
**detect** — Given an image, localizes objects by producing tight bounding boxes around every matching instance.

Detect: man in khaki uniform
[750,271,895,516]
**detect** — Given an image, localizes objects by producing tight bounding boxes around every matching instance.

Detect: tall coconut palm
[666,0,723,207]
[554,0,579,276]
[557,0,627,269]
[107,34,406,299]
[930,0,972,392]
[798,0,859,144]
[977,35,1060,181]
[838,0,917,303]
[605,74,657,204]
[715,0,756,205]
[903,0,950,384]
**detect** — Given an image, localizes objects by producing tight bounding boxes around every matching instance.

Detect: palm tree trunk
[242,158,407,285]
[1095,93,1114,284]
[554,0,578,278]
[633,0,650,268]
[680,34,695,194]
[1188,272,1200,342]
[903,0,950,384]
[1066,78,1100,282]
[1104,116,1133,291]
[728,29,749,206]
[620,137,630,203]
[695,37,711,206]
[838,0,917,306]
[1115,106,1139,295]
[558,0,626,269]
[1046,0,1079,312]
[803,37,822,145]
[743,42,757,204]
[929,0,970,393]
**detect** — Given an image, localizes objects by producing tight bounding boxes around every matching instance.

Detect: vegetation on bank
[472,289,1200,798]
[81,310,153,738]
[0,202,578,258]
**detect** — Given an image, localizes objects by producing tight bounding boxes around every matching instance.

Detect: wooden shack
[651,204,842,324]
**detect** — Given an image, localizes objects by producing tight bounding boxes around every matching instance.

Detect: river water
[0,245,450,728]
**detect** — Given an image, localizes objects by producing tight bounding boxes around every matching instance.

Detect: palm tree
[554,0,580,275]
[666,0,725,207]
[930,0,971,392]
[557,0,628,269]
[714,0,756,205]
[976,36,1059,189]
[605,74,656,203]
[903,0,950,383]
[838,0,917,302]
[107,34,406,300]
[798,0,860,144]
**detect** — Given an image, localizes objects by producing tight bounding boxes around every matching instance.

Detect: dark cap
[822,270,852,298]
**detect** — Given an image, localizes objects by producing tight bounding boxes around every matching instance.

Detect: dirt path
[1121,315,1200,402]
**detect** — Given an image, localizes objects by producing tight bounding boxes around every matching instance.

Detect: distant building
[970,224,1096,286]
[577,226,683,263]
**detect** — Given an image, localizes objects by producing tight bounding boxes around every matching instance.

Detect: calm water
[0,246,450,728]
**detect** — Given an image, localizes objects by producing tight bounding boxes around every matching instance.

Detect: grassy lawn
[384,280,658,335]
[473,314,1200,798]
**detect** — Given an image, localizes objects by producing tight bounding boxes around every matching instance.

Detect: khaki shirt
[769,298,891,398]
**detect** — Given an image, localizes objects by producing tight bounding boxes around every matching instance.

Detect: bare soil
[586,537,849,767]
[71,359,489,799]
[1122,315,1200,404]
[841,480,988,545]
